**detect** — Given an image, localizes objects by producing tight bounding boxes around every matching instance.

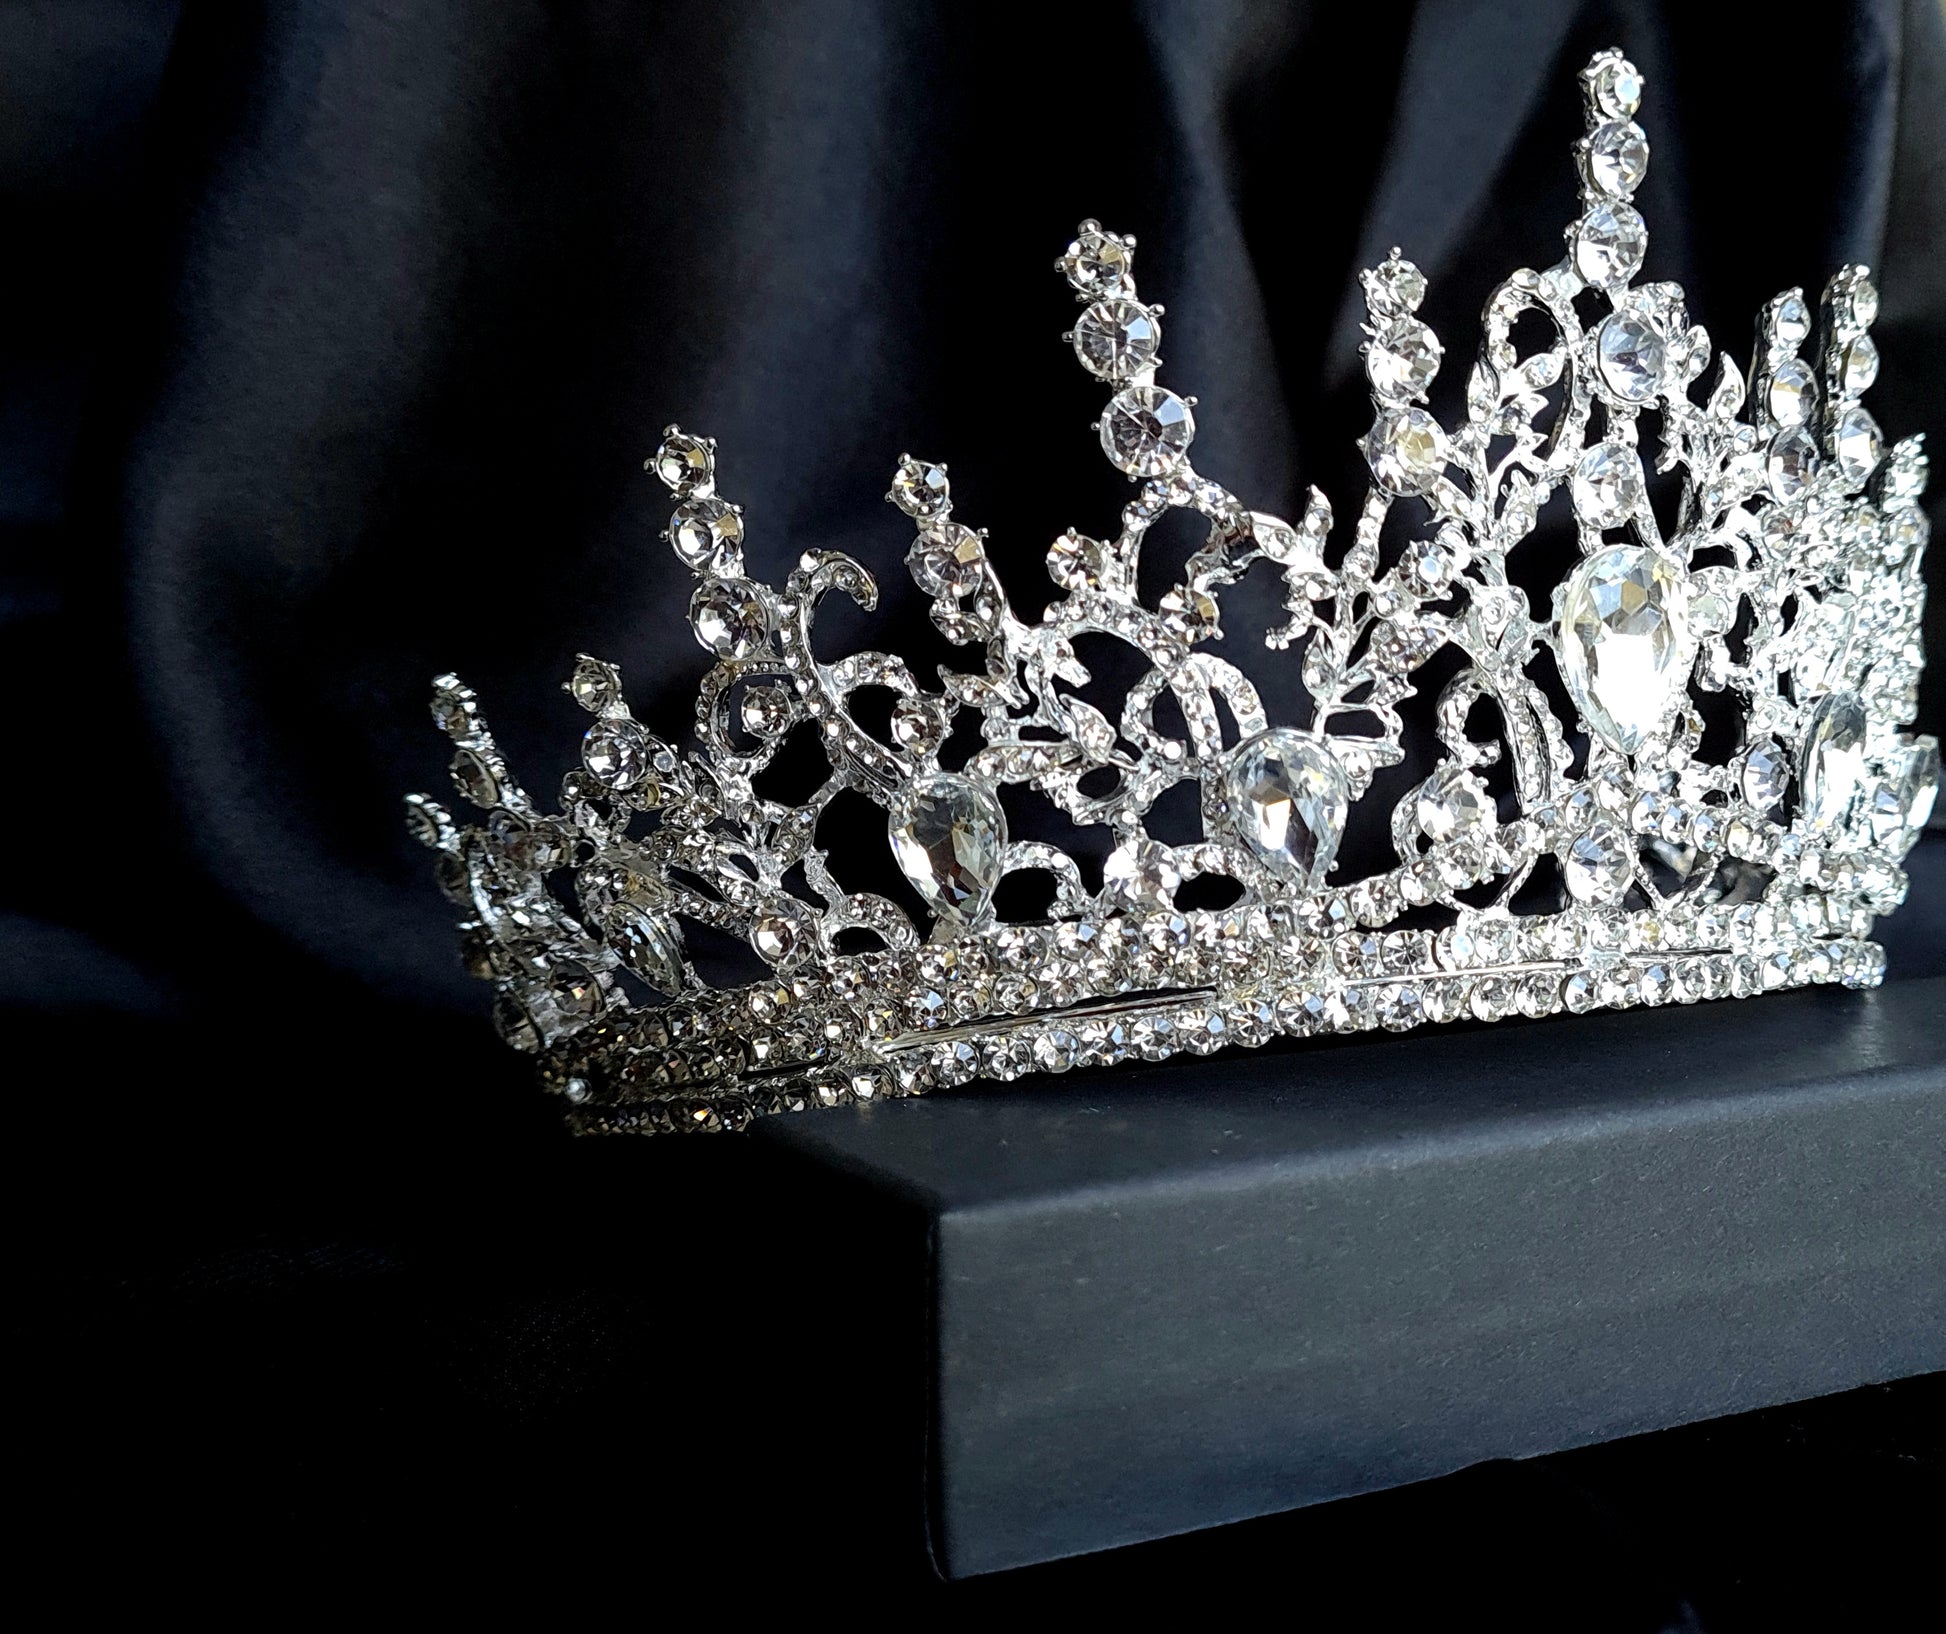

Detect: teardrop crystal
[1224,729,1348,890]
[1799,691,1870,834]
[888,772,1006,922]
[1557,545,1690,754]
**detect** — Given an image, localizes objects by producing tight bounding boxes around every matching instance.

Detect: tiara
[407,49,1936,1134]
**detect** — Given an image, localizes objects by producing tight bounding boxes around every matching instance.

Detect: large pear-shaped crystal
[1224,729,1348,889]
[1557,545,1690,754]
[888,772,1006,922]
[1799,691,1870,833]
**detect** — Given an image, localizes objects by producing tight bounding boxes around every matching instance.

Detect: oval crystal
[887,772,1006,922]
[1596,313,1666,402]
[1223,729,1349,890]
[1368,407,1447,495]
[1556,545,1690,754]
[1799,690,1870,833]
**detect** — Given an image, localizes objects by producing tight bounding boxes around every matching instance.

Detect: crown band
[408,49,1935,1132]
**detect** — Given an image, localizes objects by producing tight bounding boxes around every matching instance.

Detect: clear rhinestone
[1033,1029,1079,1073]
[1767,357,1816,428]
[889,456,951,520]
[1833,407,1882,488]
[582,718,651,789]
[1100,386,1194,475]
[1046,529,1107,591]
[751,913,801,964]
[568,656,620,712]
[403,794,451,850]
[1894,736,1940,834]
[1841,334,1880,394]
[689,578,771,657]
[889,695,939,750]
[907,523,986,597]
[1739,741,1790,810]
[1417,769,1495,842]
[1792,595,1855,696]
[1224,730,1349,890]
[1575,203,1647,288]
[1073,299,1160,381]
[1592,55,1643,117]
[1767,428,1821,500]
[1563,819,1633,904]
[1586,119,1649,194]
[740,684,792,736]
[1842,273,1879,331]
[887,772,1006,922]
[1571,440,1646,528]
[1687,566,1738,637]
[1102,839,1181,909]
[670,497,743,573]
[1367,408,1447,496]
[1366,316,1441,398]
[649,429,712,494]
[1060,225,1133,296]
[1366,254,1427,313]
[1401,533,1458,595]
[1597,313,1666,402]
[450,748,500,808]
[1772,293,1811,349]
[1557,545,1690,754]
[1799,690,1870,833]
[1376,984,1425,1031]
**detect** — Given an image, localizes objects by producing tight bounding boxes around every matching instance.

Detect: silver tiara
[407,49,1935,1134]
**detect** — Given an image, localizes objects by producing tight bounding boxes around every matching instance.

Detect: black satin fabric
[5,1,1943,1617]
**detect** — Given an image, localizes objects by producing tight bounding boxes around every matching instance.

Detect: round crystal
[1841,334,1880,394]
[582,717,651,789]
[567,656,619,712]
[1766,357,1816,428]
[889,694,939,749]
[650,430,712,493]
[1597,313,1666,402]
[1102,839,1181,909]
[739,683,792,736]
[1401,534,1457,594]
[1687,565,1738,636]
[670,496,743,573]
[907,523,986,597]
[1368,407,1447,495]
[1767,427,1821,499]
[751,913,801,964]
[1575,203,1647,287]
[1417,771,1494,842]
[1060,225,1133,295]
[1571,439,1646,528]
[889,457,950,520]
[1592,56,1643,116]
[1740,742,1789,815]
[1073,299,1160,380]
[1586,119,1649,194]
[1833,406,1882,488]
[1772,293,1811,349]
[1371,255,1427,312]
[1366,316,1441,398]
[1563,820,1633,904]
[1046,529,1106,590]
[1100,386,1195,475]
[689,577,771,657]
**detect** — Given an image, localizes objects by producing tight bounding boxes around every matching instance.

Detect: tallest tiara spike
[407,50,1935,1133]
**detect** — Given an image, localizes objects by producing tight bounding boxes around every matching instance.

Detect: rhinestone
[889,456,951,520]
[1586,119,1649,195]
[1366,316,1441,398]
[740,684,792,736]
[1563,819,1633,905]
[1557,545,1690,754]
[1799,690,1870,833]
[689,577,771,658]
[1833,406,1882,488]
[887,772,1006,922]
[1401,533,1458,594]
[1367,254,1427,312]
[1842,274,1879,331]
[1033,1029,1080,1073]
[1740,741,1790,810]
[670,497,743,573]
[1367,408,1447,495]
[1596,313,1665,401]
[1224,729,1349,891]
[1767,428,1820,500]
[1100,386,1194,475]
[1571,440,1646,528]
[1575,203,1647,288]
[1841,334,1880,394]
[1102,838,1181,909]
[451,748,501,808]
[1060,225,1133,296]
[1047,530,1107,591]
[650,429,712,493]
[751,914,800,964]
[1766,357,1816,427]
[1592,55,1643,117]
[1376,984,1425,1031]
[1417,770,1494,842]
[1772,293,1811,349]
[907,523,986,598]
[1073,299,1161,380]
[1891,736,1940,841]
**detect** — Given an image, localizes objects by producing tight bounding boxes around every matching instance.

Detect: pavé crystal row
[410,49,1932,1133]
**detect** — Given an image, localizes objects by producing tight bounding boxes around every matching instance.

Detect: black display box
[754,975,1946,1578]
